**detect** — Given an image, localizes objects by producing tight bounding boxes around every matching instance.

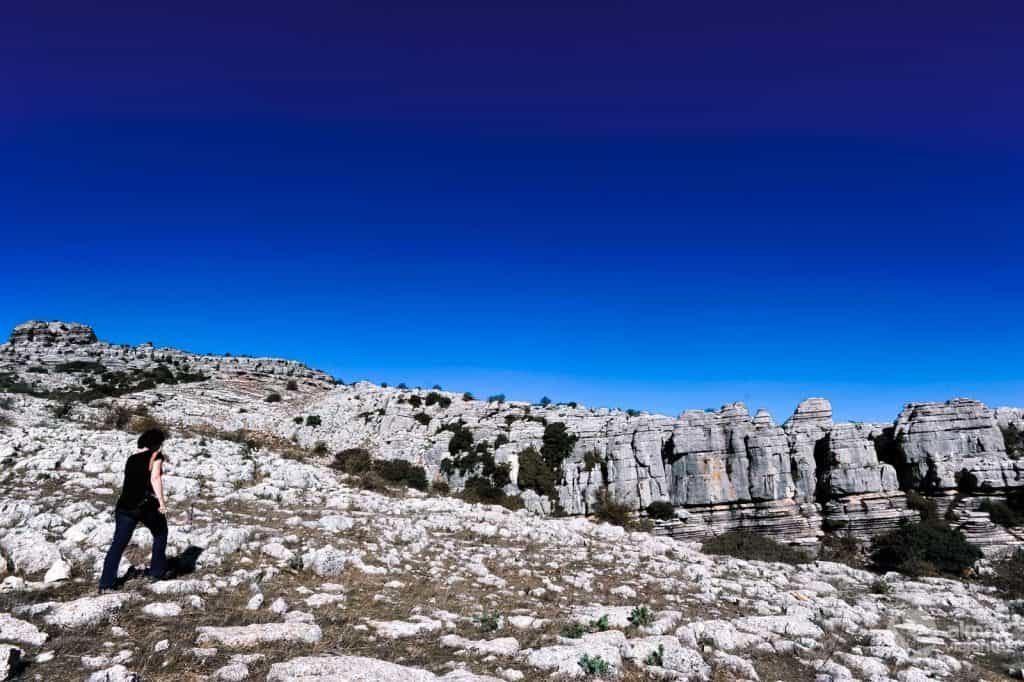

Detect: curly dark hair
[137,428,166,452]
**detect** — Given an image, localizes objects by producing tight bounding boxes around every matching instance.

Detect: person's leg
[98,512,137,589]
[142,505,169,579]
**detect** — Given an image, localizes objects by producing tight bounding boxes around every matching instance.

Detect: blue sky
[3,1,1022,422]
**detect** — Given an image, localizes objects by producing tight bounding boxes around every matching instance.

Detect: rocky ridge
[3,321,1021,551]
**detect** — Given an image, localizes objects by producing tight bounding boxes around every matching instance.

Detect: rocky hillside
[2,321,1022,552]
[1,320,1023,681]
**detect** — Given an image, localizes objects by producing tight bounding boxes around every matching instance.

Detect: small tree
[305,415,322,427]
[285,380,298,391]
[265,392,282,403]
[539,396,551,406]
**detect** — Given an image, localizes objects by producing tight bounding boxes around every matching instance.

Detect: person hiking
[98,428,171,591]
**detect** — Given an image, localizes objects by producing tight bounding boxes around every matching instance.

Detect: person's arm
[150,458,167,514]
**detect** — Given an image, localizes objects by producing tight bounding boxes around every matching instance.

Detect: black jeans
[98,504,168,589]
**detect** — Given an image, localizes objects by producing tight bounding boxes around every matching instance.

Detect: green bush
[870,520,982,577]
[1003,424,1023,459]
[408,395,422,408]
[561,622,588,638]
[702,530,811,565]
[265,392,282,403]
[425,391,451,408]
[312,441,328,456]
[980,499,1023,527]
[333,448,372,475]
[645,501,675,521]
[414,412,432,426]
[293,416,304,424]
[447,423,474,455]
[593,488,632,527]
[517,447,557,498]
[539,396,551,406]
[819,532,863,566]
[305,415,321,427]
[462,392,474,401]
[55,360,106,373]
[982,549,1024,600]
[494,433,509,448]
[26,366,48,374]
[374,459,429,491]
[541,422,577,470]
[626,408,641,417]
[905,490,940,523]
[431,480,451,495]
[487,394,506,403]
[628,605,654,627]
[286,379,298,391]
[578,654,610,676]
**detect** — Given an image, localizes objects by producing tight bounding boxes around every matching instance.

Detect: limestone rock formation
[1,320,1022,551]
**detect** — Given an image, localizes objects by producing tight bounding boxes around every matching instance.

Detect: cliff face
[2,321,1022,551]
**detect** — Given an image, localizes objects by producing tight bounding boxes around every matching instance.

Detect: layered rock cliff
[2,320,1021,552]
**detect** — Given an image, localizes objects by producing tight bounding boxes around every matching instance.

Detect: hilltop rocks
[894,398,1020,491]
[7,320,97,346]
[819,423,899,498]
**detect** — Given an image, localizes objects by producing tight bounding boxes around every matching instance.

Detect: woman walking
[98,428,170,591]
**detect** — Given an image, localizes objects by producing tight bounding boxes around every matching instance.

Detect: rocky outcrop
[2,321,1024,550]
[8,320,97,345]
[894,398,1021,491]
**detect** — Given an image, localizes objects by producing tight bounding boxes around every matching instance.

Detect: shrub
[702,530,811,565]
[982,549,1024,600]
[447,423,474,455]
[582,449,605,473]
[487,394,506,403]
[414,412,432,426]
[27,366,48,374]
[55,360,106,373]
[870,520,982,577]
[286,380,298,391]
[591,614,610,631]
[645,501,675,521]
[312,441,328,456]
[578,654,610,676]
[397,383,408,389]
[265,392,282,403]
[494,433,509,448]
[473,611,499,632]
[539,396,551,406]
[334,448,373,475]
[374,459,429,491]
[628,605,654,627]
[51,401,74,420]
[128,414,164,434]
[462,392,474,401]
[0,412,12,430]
[593,489,632,527]
[626,408,641,417]
[870,578,891,595]
[425,391,451,408]
[408,395,422,408]
[1003,424,1023,459]
[305,415,321,427]
[905,490,940,523]
[431,480,451,495]
[102,405,133,430]
[432,384,443,390]
[561,622,588,638]
[980,499,1023,527]
[293,416,303,424]
[542,422,577,470]
[517,447,557,498]
[819,532,863,566]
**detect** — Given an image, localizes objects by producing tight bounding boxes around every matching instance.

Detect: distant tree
[462,392,474,401]
[285,379,298,391]
[432,384,443,390]
[265,392,282,403]
[488,394,506,403]
[539,396,552,406]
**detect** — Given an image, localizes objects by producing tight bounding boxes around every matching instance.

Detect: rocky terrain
[1,320,1022,681]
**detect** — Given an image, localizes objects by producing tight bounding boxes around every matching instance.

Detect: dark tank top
[115,450,163,510]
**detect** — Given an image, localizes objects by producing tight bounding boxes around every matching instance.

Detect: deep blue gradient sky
[3,1,1022,422]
